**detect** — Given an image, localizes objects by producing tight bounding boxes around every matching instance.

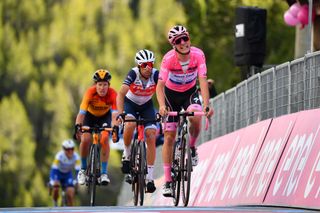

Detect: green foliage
[180,0,294,91]
[0,93,36,207]
[0,0,294,207]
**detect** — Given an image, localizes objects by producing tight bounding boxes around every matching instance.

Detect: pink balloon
[297,5,309,25]
[284,10,299,26]
[289,3,301,16]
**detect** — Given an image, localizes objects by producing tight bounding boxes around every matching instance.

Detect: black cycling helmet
[93,69,112,82]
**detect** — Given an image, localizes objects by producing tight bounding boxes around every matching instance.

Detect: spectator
[207,79,217,98]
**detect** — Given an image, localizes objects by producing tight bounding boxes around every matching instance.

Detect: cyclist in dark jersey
[116,49,159,193]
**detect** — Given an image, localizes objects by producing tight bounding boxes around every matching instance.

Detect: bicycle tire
[131,140,139,206]
[88,144,98,206]
[181,133,191,206]
[172,141,181,206]
[138,141,146,206]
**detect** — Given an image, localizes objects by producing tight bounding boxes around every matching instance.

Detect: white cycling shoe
[191,147,199,166]
[78,169,86,185]
[100,174,110,185]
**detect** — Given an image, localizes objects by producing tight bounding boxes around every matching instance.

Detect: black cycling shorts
[164,85,202,122]
[83,111,112,128]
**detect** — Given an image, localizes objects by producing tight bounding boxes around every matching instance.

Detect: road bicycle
[79,124,118,206]
[167,110,208,207]
[118,112,161,206]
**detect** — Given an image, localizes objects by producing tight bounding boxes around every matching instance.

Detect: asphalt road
[0,206,319,213]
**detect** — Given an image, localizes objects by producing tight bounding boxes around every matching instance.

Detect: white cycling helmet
[135,49,155,65]
[62,139,75,149]
[168,25,189,45]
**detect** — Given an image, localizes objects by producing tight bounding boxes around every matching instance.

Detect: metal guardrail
[199,51,320,143]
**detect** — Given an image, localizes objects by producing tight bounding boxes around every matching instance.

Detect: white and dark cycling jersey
[123,67,159,105]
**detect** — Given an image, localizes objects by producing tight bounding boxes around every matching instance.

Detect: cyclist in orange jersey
[74,69,118,185]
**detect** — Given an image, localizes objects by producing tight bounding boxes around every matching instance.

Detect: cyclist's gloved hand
[159,105,168,117]
[73,124,82,141]
[112,125,120,143]
[116,112,126,121]
[204,106,214,118]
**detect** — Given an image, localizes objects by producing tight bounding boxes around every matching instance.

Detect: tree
[0,93,36,207]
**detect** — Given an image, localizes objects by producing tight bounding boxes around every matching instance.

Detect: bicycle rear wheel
[131,140,139,206]
[181,134,191,206]
[88,144,99,206]
[138,141,146,206]
[172,141,181,206]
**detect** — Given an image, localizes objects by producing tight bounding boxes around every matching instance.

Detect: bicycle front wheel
[131,140,139,206]
[88,144,99,206]
[172,141,181,206]
[138,141,146,206]
[181,134,192,206]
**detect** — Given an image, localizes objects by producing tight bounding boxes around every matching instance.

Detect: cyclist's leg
[63,173,75,206]
[78,132,92,184]
[123,100,137,159]
[140,100,157,180]
[144,125,157,192]
[162,129,176,196]
[99,112,112,183]
[78,112,95,184]
[183,86,203,146]
[183,86,202,166]
[162,87,182,196]
[186,104,202,147]
[122,98,138,173]
[51,180,60,206]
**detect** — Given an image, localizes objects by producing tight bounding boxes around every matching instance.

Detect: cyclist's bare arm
[156,80,167,116]
[198,77,213,118]
[74,113,85,141]
[116,84,130,115]
[75,113,85,125]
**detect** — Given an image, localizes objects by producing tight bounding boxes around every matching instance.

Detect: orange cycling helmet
[93,69,112,82]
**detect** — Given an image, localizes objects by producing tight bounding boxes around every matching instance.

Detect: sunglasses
[174,36,189,45]
[64,148,74,151]
[140,62,153,69]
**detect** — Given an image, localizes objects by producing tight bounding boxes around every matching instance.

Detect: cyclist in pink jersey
[156,25,214,197]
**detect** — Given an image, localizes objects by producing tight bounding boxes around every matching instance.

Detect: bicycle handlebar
[166,111,209,131]
[80,125,114,133]
[117,112,162,124]
[167,111,206,116]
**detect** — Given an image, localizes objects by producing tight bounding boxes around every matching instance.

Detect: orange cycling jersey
[79,85,117,117]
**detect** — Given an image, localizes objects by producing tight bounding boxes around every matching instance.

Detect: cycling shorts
[51,171,75,188]
[124,97,157,129]
[164,85,202,123]
[83,111,112,128]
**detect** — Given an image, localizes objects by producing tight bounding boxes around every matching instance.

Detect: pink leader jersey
[159,46,207,92]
